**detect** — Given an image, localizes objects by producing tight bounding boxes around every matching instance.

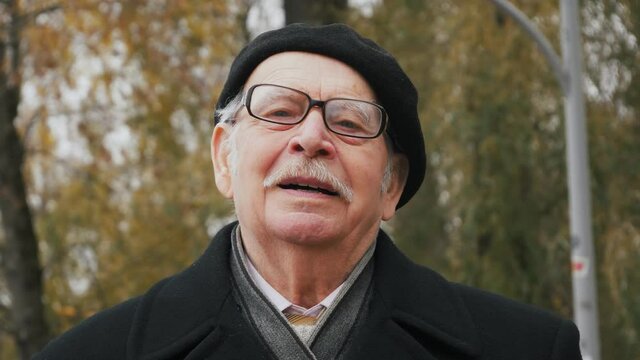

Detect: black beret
[215,23,425,209]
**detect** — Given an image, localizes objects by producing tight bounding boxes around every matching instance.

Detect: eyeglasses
[244,84,388,139]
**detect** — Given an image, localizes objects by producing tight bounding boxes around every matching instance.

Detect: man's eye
[333,119,364,131]
[270,109,293,117]
[337,120,358,128]
[259,101,302,120]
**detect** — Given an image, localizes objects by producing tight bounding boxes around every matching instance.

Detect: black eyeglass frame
[243,83,389,139]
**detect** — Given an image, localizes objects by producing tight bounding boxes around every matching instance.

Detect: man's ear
[211,124,234,199]
[381,153,409,221]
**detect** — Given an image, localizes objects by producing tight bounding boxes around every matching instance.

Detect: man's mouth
[278,182,339,196]
[263,158,354,202]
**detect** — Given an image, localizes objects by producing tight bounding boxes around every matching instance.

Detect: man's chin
[267,214,342,247]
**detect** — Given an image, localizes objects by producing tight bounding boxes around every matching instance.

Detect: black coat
[36,222,581,359]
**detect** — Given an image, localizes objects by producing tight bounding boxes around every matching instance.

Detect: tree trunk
[284,0,348,25]
[0,1,50,358]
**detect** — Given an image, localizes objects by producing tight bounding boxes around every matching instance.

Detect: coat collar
[128,222,482,359]
[127,222,248,359]
[350,229,482,359]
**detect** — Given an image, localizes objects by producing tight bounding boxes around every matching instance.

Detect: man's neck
[239,225,378,308]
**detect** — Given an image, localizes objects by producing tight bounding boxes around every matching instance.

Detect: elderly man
[36,24,582,360]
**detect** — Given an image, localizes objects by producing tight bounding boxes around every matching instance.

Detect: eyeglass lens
[247,84,384,138]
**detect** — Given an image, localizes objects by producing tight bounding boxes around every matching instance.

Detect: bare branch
[17,3,62,27]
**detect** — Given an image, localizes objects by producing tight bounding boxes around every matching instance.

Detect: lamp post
[487,1,600,359]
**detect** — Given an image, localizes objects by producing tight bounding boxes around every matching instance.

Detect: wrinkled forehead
[243,51,378,102]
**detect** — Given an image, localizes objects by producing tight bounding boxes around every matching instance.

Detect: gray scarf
[229,226,374,360]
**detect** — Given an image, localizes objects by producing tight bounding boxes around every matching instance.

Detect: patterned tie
[284,307,326,325]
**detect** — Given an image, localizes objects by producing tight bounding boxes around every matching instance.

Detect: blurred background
[0,0,638,359]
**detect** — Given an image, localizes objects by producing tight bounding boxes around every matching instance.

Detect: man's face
[212,52,406,249]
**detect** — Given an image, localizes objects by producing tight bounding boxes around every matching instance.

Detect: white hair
[215,90,244,125]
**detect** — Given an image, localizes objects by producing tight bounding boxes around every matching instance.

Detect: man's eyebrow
[296,85,311,93]
[288,85,310,95]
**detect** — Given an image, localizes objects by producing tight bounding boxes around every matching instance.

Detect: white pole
[560,1,601,359]
[488,1,601,358]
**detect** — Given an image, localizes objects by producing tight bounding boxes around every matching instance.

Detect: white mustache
[263,158,354,202]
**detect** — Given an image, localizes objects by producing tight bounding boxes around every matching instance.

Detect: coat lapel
[346,231,482,359]
[126,222,270,360]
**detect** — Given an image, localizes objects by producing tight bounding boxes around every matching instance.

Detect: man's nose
[287,109,336,159]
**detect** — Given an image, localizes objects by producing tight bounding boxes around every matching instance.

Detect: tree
[0,1,58,358]
[1,1,244,357]
[582,0,640,357]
